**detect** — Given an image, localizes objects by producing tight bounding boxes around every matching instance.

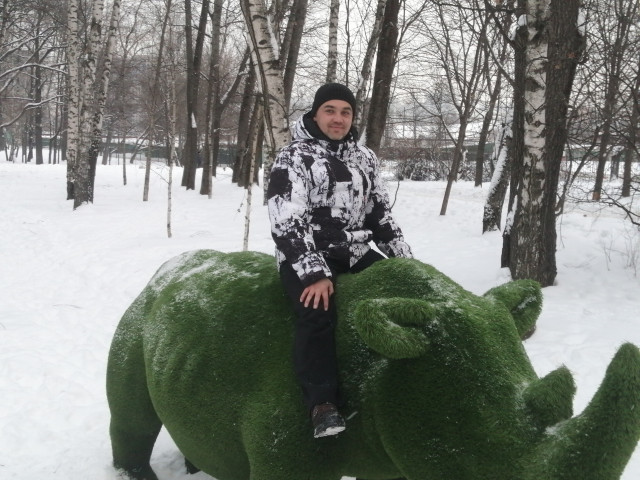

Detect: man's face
[313,100,353,140]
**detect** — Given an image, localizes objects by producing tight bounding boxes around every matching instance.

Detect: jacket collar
[293,113,360,155]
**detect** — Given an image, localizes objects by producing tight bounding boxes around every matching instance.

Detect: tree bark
[65,0,81,201]
[483,118,512,232]
[200,0,223,196]
[622,62,639,197]
[325,0,340,83]
[240,0,290,197]
[355,0,387,130]
[365,0,400,154]
[282,0,308,111]
[505,0,585,286]
[86,0,121,202]
[181,0,210,190]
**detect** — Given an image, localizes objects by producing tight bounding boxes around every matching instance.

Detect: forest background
[1,0,639,287]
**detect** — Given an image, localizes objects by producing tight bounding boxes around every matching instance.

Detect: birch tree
[503,0,585,286]
[326,0,340,83]
[65,0,81,199]
[66,0,121,209]
[483,116,512,232]
[240,0,291,194]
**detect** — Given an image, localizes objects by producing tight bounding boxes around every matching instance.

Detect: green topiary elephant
[107,250,640,480]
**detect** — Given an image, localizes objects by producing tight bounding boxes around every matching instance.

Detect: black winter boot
[311,403,346,438]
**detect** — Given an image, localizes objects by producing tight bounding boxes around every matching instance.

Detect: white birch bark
[517,1,550,259]
[325,0,340,83]
[91,0,120,151]
[242,104,263,251]
[522,3,549,198]
[74,0,105,208]
[240,0,290,197]
[167,66,177,239]
[483,116,512,232]
[65,0,81,200]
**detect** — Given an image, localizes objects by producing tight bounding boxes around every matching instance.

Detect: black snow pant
[279,249,385,414]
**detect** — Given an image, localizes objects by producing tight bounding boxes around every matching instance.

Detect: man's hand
[300,278,334,310]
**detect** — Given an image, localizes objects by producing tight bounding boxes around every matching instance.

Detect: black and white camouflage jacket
[267,114,413,287]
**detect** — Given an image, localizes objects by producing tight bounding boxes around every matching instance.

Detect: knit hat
[310,83,356,116]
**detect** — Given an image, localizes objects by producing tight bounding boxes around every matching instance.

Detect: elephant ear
[353,298,435,359]
[483,279,542,340]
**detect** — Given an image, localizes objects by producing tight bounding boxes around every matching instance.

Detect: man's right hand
[300,278,334,311]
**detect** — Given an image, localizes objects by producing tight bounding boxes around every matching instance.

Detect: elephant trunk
[525,343,640,480]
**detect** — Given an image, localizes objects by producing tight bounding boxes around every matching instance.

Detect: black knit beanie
[310,83,356,116]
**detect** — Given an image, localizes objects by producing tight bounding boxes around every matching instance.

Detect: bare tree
[281,0,308,110]
[622,59,639,198]
[181,0,210,190]
[143,0,173,201]
[473,0,513,186]
[590,0,638,200]
[365,0,400,154]
[353,0,386,129]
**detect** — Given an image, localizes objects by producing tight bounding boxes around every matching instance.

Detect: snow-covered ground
[1,159,639,479]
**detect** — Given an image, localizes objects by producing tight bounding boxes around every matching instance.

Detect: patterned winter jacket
[267,114,413,287]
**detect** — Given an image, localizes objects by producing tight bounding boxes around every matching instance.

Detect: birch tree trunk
[68,0,120,209]
[505,0,585,286]
[86,0,120,202]
[166,25,180,238]
[240,0,290,197]
[483,117,512,232]
[325,0,340,83]
[65,0,81,201]
[73,0,105,208]
[167,71,177,239]
[243,101,263,251]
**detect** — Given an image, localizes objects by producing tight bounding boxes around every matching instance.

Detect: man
[267,83,413,438]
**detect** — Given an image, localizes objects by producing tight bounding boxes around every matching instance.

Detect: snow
[1,159,639,479]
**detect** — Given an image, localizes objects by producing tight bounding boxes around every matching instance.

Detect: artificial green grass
[107,250,640,480]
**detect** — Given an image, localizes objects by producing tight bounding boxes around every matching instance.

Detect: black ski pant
[279,249,385,414]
